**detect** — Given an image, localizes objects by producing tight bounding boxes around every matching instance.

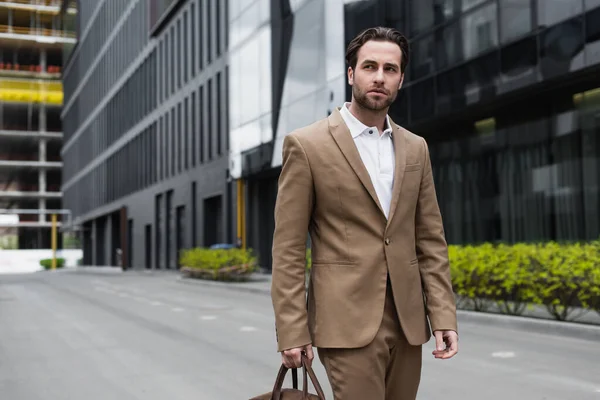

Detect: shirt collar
[340,102,393,139]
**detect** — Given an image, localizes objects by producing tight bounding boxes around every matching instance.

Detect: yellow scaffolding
[0,77,63,105]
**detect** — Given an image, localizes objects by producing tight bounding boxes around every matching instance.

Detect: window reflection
[540,17,584,79]
[411,34,435,79]
[435,22,461,69]
[585,6,600,64]
[587,0,600,9]
[409,0,457,37]
[500,37,537,90]
[499,0,532,43]
[409,78,435,121]
[538,0,583,27]
[461,3,498,60]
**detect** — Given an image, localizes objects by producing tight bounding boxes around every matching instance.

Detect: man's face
[348,40,404,112]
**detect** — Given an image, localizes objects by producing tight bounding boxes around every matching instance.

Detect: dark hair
[345,27,409,74]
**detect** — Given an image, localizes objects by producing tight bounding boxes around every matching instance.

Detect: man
[270,26,458,399]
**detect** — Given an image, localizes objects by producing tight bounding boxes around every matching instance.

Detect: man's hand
[281,344,314,369]
[432,330,458,359]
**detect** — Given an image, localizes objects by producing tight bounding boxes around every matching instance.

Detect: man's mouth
[369,89,387,95]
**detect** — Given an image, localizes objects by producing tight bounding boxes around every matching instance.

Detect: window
[538,0,583,27]
[499,0,533,43]
[184,11,189,82]
[411,34,435,79]
[462,3,498,59]
[191,91,197,167]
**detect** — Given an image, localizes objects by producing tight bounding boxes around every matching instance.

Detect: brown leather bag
[250,354,326,399]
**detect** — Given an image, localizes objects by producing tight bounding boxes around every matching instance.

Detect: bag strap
[301,354,326,399]
[271,354,326,399]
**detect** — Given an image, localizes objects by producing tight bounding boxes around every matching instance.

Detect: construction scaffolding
[0,0,77,249]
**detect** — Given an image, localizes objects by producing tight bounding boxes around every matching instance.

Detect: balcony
[0,190,61,199]
[0,0,76,45]
[0,160,62,169]
[0,62,62,79]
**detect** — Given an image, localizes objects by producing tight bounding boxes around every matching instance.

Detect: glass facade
[344,0,600,244]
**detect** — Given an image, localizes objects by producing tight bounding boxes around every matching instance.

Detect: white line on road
[172,307,185,312]
[201,316,217,321]
[491,351,516,358]
[240,326,258,332]
[150,301,163,306]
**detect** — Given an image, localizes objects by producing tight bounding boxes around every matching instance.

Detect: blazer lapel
[386,121,407,227]
[328,109,386,217]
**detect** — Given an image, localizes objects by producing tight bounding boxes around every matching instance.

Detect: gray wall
[62,0,232,268]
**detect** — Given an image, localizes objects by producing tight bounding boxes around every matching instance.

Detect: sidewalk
[175,270,600,341]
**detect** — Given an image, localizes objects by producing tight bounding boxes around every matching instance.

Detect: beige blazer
[271,108,457,352]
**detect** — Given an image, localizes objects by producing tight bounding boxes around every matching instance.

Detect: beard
[353,85,397,112]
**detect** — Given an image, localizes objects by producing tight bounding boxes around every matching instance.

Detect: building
[0,0,76,249]
[63,0,600,270]
[62,0,231,268]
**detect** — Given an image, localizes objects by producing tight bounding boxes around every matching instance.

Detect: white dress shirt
[339,102,395,219]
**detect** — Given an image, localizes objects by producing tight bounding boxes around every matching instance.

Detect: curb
[174,275,600,341]
[69,266,124,274]
[176,276,271,296]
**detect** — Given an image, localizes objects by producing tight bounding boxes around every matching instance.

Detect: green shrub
[40,258,66,269]
[449,240,600,320]
[179,247,257,281]
[305,240,600,321]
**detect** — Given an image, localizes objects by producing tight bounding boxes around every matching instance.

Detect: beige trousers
[317,278,422,400]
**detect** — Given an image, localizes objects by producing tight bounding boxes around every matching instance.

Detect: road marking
[491,351,516,358]
[240,326,258,332]
[118,293,128,298]
[201,316,217,321]
[172,307,185,312]
[150,301,162,306]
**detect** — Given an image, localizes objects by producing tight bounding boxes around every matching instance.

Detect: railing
[0,0,77,14]
[0,77,63,105]
[0,63,62,74]
[0,24,76,39]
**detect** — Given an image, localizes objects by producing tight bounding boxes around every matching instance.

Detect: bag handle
[271,354,326,399]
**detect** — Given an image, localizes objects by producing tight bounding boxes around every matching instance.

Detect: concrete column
[39,104,47,223]
[40,49,46,73]
[105,215,112,266]
[39,101,47,222]
[91,219,97,265]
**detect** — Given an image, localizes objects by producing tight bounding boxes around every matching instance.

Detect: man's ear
[398,72,405,90]
[348,66,354,86]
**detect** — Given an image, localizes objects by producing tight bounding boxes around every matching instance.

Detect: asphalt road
[1,269,599,400]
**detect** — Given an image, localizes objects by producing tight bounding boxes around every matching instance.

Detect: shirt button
[385,238,390,245]
[369,130,373,134]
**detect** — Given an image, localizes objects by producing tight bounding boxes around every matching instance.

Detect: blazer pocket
[405,163,421,172]
[312,261,357,267]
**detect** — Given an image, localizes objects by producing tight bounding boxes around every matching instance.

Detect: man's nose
[373,68,385,83]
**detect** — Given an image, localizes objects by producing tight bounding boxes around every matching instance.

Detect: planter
[181,263,255,282]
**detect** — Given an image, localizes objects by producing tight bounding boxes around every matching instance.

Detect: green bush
[179,247,257,281]
[449,240,600,320]
[40,258,66,269]
[305,241,600,321]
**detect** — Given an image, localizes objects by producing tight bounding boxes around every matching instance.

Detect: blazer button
[385,238,390,245]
